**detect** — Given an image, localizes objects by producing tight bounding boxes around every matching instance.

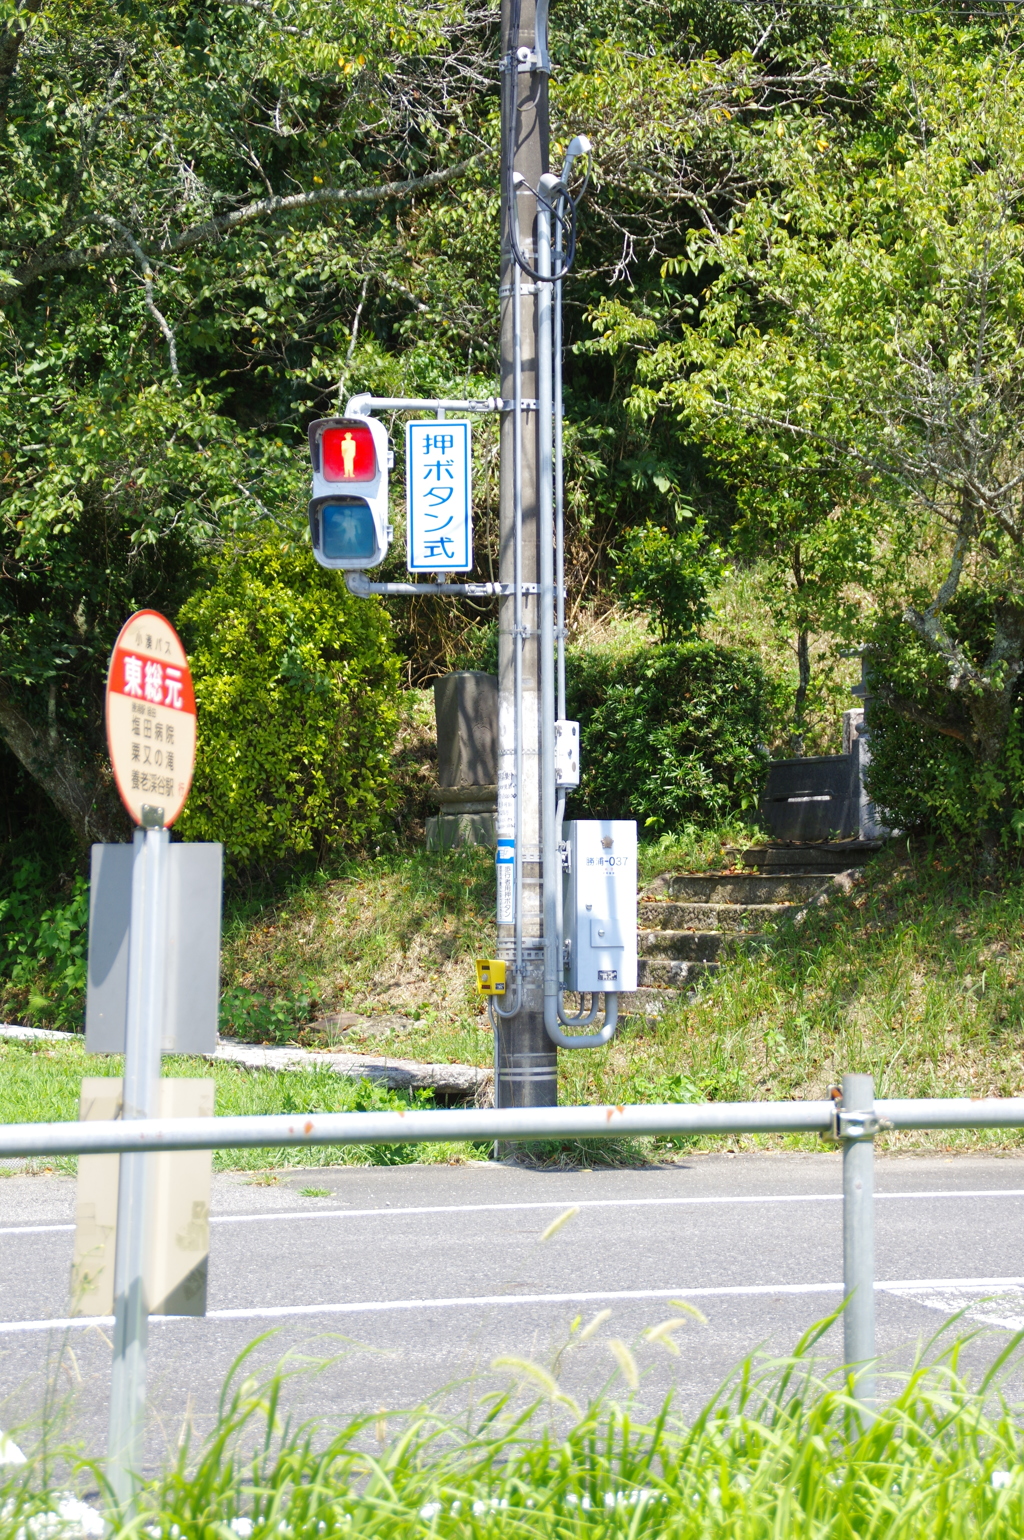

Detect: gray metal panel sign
[86,842,223,1055]
[86,843,135,1052]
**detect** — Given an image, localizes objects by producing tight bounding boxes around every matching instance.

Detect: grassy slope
[224,832,1024,1141]
[0,1040,479,1174]
[5,836,1024,1165]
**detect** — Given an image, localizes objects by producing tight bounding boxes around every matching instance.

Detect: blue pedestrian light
[318,498,377,562]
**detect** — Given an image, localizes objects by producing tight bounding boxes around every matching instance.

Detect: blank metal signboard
[406,419,472,572]
[85,840,223,1055]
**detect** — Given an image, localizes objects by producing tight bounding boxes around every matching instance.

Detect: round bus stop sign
[105,610,197,827]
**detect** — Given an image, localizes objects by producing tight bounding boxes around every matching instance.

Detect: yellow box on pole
[475,959,506,996]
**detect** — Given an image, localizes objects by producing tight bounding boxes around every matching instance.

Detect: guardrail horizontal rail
[2,1095,1024,1159]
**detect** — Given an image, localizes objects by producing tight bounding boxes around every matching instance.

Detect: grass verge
[0,1037,487,1175]
[8,1320,1024,1536]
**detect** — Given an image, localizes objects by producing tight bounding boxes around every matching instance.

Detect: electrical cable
[501,0,585,285]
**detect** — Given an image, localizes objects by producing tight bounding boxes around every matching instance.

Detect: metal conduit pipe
[345,395,501,416]
[346,574,518,598]
[536,172,616,1051]
[489,243,527,1022]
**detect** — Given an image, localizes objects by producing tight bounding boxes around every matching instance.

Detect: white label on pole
[496,838,515,924]
[406,419,472,571]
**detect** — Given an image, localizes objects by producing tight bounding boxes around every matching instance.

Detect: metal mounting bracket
[826,1104,892,1141]
[346,574,540,600]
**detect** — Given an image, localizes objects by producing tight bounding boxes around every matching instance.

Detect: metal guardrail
[5,1091,1023,1160]
[8,1075,1024,1423]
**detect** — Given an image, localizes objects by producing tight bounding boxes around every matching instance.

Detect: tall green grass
[8,1318,1024,1537]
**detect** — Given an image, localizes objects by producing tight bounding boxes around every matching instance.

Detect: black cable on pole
[502,0,584,284]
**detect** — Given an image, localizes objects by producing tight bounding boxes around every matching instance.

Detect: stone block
[426,812,497,851]
[434,671,498,788]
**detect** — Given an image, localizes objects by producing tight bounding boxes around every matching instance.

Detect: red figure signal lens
[321,423,377,481]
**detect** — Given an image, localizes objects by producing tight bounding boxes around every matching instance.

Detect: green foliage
[219,983,317,1045]
[176,539,401,868]
[624,21,1024,817]
[865,600,1024,848]
[0,860,88,1030]
[0,0,499,841]
[567,642,780,832]
[613,518,727,641]
[14,1326,1024,1537]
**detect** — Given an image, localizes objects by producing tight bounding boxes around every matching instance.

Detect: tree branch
[873,687,973,745]
[0,689,128,848]
[99,216,179,381]
[1,155,487,303]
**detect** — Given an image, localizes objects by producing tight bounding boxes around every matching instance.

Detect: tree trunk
[789,546,811,755]
[790,627,811,756]
[0,691,129,851]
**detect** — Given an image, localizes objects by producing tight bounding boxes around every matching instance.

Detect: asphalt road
[4,1151,1024,1469]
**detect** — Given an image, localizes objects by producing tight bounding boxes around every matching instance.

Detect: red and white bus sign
[105,610,197,827]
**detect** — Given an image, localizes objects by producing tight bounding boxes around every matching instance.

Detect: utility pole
[494,0,557,1108]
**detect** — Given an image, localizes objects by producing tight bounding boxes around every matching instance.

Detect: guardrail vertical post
[841,1071,877,1418]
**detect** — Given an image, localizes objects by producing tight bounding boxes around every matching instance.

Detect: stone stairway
[623,840,882,1016]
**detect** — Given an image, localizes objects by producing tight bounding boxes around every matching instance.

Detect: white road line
[7,1275,1024,1335]
[207,1187,1024,1224]
[0,1224,74,1236]
[3,1187,1024,1240]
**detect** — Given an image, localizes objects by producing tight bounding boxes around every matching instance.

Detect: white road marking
[207,1188,1024,1225]
[7,1275,1024,1335]
[0,1224,73,1236]
[3,1186,1024,1240]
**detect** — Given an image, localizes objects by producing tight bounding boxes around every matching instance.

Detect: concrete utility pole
[494,0,557,1108]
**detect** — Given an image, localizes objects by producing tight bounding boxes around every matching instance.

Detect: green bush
[613,518,727,641]
[0,858,88,1030]
[865,598,1024,849]
[176,538,402,867]
[566,641,781,832]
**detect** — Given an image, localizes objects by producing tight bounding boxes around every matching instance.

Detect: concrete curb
[0,1024,493,1105]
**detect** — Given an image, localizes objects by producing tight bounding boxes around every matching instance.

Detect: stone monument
[426,671,498,851]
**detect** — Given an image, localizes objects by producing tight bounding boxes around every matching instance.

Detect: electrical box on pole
[562,821,638,995]
[308,416,392,569]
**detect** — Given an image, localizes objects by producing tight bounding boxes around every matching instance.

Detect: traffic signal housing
[307,416,391,570]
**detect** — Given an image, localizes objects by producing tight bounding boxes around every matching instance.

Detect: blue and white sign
[406,419,472,571]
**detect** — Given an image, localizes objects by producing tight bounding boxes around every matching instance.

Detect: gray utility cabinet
[86,840,223,1055]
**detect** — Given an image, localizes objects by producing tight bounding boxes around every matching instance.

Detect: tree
[632,21,1024,832]
[0,0,490,848]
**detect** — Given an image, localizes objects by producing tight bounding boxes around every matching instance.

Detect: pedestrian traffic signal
[307,416,392,569]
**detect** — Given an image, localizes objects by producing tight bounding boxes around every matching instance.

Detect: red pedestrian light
[319,422,376,481]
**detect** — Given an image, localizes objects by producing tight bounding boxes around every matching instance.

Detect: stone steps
[637,958,720,989]
[627,842,876,1015]
[732,840,882,874]
[646,871,834,904]
[638,929,770,962]
[637,899,798,932]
